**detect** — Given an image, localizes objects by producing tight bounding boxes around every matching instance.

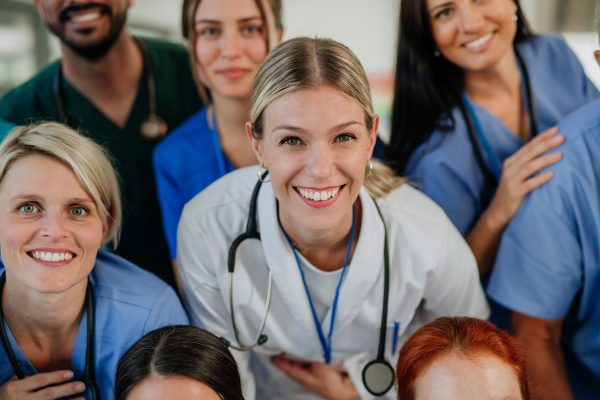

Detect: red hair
[395,317,530,400]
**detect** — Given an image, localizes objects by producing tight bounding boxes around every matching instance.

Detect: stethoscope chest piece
[140,114,167,140]
[362,359,395,396]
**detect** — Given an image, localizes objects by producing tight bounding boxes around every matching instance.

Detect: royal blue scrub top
[404,35,599,329]
[154,106,386,259]
[488,98,600,400]
[0,251,189,400]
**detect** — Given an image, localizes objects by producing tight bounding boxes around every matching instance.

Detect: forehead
[0,155,91,202]
[263,86,366,132]
[196,0,262,20]
[415,354,522,400]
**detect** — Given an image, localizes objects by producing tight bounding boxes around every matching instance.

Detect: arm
[465,127,563,276]
[512,312,574,400]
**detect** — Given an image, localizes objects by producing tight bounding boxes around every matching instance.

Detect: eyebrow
[272,121,363,135]
[429,2,453,13]
[10,195,94,205]
[195,16,263,25]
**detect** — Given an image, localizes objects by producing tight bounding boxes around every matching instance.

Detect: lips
[294,185,345,208]
[217,68,251,80]
[60,3,111,23]
[27,248,77,265]
[463,32,494,51]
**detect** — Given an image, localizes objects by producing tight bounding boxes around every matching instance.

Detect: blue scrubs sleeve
[153,150,185,260]
[488,194,582,320]
[144,286,190,333]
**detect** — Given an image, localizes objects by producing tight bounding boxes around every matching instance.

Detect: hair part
[181,0,283,104]
[114,325,244,400]
[396,317,530,400]
[385,0,534,175]
[0,123,121,249]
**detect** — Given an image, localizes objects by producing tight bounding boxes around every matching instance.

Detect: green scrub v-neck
[0,38,203,287]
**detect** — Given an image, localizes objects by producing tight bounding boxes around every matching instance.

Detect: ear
[277,28,284,44]
[594,50,600,68]
[366,115,380,160]
[247,122,267,168]
[102,213,111,237]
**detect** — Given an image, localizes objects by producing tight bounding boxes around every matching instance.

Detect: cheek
[0,217,31,258]
[195,40,219,78]
[431,20,457,50]
[245,39,268,65]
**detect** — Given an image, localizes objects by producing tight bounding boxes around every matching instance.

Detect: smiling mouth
[295,185,344,202]
[464,32,494,48]
[28,251,75,262]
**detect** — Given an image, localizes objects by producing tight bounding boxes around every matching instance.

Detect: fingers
[31,381,85,400]
[517,151,562,181]
[18,370,74,393]
[523,171,554,193]
[271,355,315,384]
[505,127,563,170]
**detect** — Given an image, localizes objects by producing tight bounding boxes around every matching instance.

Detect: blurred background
[0,0,598,139]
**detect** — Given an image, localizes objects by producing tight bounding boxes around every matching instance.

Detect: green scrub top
[0,119,15,141]
[0,38,203,288]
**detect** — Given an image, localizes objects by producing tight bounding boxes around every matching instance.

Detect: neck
[464,47,521,100]
[60,29,143,96]
[2,272,86,346]
[211,93,252,137]
[279,198,362,272]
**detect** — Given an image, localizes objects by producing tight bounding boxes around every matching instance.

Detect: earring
[512,12,518,21]
[365,160,373,177]
[434,49,441,57]
[258,165,271,183]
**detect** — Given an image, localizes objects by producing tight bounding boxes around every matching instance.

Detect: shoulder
[517,34,581,70]
[556,97,600,142]
[92,251,176,310]
[378,184,455,230]
[517,34,570,56]
[155,108,208,157]
[182,166,257,219]
[0,62,58,123]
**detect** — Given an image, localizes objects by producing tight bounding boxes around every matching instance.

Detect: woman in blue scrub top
[152,0,283,293]
[0,123,188,400]
[386,2,598,282]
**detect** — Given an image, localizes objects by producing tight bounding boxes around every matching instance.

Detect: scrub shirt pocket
[372,321,404,361]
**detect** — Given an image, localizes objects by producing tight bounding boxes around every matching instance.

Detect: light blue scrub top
[488,98,600,400]
[0,119,15,141]
[0,251,189,400]
[406,35,599,235]
[405,35,599,329]
[154,106,386,259]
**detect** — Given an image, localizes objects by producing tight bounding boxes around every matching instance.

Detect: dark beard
[47,3,128,61]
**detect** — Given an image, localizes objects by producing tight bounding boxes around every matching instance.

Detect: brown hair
[181,0,283,104]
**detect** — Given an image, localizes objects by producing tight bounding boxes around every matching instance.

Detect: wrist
[482,202,510,232]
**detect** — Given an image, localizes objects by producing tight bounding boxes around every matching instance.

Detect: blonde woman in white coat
[177,37,489,400]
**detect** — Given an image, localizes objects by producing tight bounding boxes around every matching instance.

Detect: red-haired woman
[396,317,530,400]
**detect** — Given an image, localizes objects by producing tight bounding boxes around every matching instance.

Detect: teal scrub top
[0,119,14,140]
[0,38,203,288]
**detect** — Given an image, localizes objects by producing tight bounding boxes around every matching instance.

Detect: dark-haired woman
[114,325,244,400]
[386,0,599,327]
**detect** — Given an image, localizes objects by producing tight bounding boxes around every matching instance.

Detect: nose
[40,212,68,241]
[220,30,243,59]
[459,4,485,34]
[304,143,335,181]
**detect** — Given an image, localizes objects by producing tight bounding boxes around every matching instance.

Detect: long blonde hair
[250,37,404,197]
[182,0,283,104]
[0,123,122,249]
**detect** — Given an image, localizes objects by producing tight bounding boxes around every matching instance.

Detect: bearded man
[0,0,203,288]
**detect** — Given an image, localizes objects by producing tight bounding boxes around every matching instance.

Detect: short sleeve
[409,144,482,235]
[144,286,190,333]
[153,147,185,259]
[488,194,582,320]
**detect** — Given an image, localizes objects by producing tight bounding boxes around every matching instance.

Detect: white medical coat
[178,166,489,400]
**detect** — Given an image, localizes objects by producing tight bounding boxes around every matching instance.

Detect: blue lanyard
[461,93,503,180]
[208,108,229,177]
[278,206,355,363]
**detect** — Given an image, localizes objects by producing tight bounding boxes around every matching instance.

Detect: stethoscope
[0,272,101,400]
[221,171,395,396]
[459,47,538,206]
[53,38,167,141]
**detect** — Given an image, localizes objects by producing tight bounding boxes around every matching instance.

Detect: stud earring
[512,12,518,21]
[434,49,441,57]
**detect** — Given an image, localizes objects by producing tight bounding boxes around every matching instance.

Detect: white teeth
[30,251,74,262]
[296,186,343,202]
[465,33,493,48]
[71,12,101,23]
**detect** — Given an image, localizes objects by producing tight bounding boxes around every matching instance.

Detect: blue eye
[336,134,356,142]
[202,27,219,37]
[243,25,262,35]
[20,204,37,213]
